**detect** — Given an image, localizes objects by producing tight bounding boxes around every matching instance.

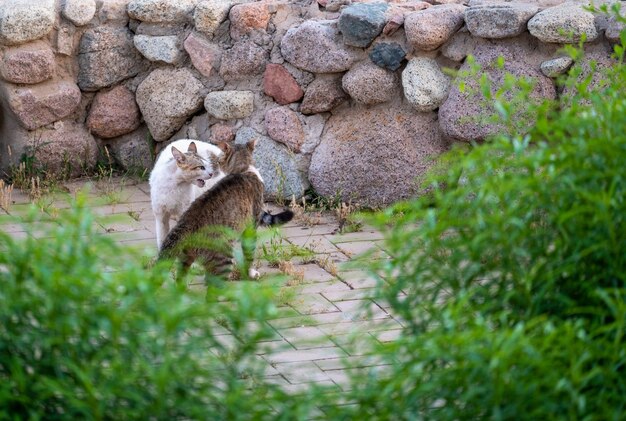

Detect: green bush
[0,197,310,419]
[335,17,626,421]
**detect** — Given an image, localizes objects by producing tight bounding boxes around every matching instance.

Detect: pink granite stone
[263,64,304,105]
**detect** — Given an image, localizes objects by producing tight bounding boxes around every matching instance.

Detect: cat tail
[259,210,294,226]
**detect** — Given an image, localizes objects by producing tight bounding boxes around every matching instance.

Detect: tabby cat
[158,140,293,280]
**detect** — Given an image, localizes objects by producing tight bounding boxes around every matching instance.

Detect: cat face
[217,140,256,175]
[171,142,218,187]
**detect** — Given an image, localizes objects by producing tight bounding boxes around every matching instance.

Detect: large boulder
[127,0,197,23]
[281,20,362,73]
[528,4,598,43]
[5,79,82,130]
[405,4,466,51]
[135,68,205,141]
[465,3,539,39]
[342,61,398,105]
[338,2,389,48]
[369,42,406,71]
[0,41,55,84]
[439,40,557,142]
[87,85,141,139]
[105,125,153,171]
[229,2,271,40]
[0,0,55,46]
[402,57,450,112]
[236,128,309,200]
[78,27,145,91]
[194,0,235,37]
[30,122,99,178]
[309,103,448,207]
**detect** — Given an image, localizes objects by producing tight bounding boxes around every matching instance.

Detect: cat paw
[248,268,261,280]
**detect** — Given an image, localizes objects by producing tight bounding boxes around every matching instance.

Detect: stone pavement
[0,177,403,393]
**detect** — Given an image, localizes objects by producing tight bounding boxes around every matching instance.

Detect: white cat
[149,139,225,248]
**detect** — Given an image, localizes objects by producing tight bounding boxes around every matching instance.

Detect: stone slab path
[0,177,402,394]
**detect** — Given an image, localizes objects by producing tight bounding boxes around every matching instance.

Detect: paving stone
[337,270,380,289]
[267,312,356,330]
[289,294,340,315]
[277,326,335,349]
[288,235,342,255]
[289,280,351,295]
[274,361,332,384]
[263,346,348,364]
[371,329,402,343]
[323,288,380,302]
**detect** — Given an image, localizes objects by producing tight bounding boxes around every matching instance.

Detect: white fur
[149,139,225,248]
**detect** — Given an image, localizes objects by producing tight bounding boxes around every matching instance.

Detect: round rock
[369,42,406,71]
[342,61,397,105]
[540,56,573,77]
[338,2,389,48]
[133,35,184,64]
[465,3,539,39]
[265,107,305,153]
[402,57,450,112]
[229,2,271,40]
[0,0,56,46]
[263,64,304,105]
[309,103,448,207]
[105,126,153,171]
[528,5,598,43]
[219,40,268,81]
[281,20,361,73]
[300,75,348,115]
[136,68,205,141]
[204,90,254,120]
[0,41,55,84]
[183,32,221,78]
[195,0,234,37]
[127,0,197,23]
[6,80,82,130]
[87,85,141,139]
[62,0,97,26]
[405,4,466,51]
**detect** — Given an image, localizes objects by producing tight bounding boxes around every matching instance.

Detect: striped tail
[259,210,294,226]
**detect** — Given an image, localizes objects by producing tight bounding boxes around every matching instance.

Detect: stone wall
[0,0,621,206]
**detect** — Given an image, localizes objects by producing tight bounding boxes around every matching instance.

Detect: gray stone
[136,68,205,141]
[98,0,131,24]
[0,0,56,46]
[561,45,614,105]
[528,5,598,43]
[194,0,234,37]
[540,56,573,77]
[441,30,476,61]
[465,3,539,39]
[604,10,625,43]
[127,0,198,23]
[133,35,184,64]
[281,20,361,73]
[135,22,182,36]
[300,75,348,115]
[338,2,389,48]
[219,40,268,81]
[63,0,97,26]
[439,42,556,142]
[78,26,146,91]
[402,57,451,112]
[0,41,55,84]
[309,103,448,207]
[236,128,308,200]
[369,42,406,71]
[342,61,398,105]
[405,4,466,51]
[105,125,154,171]
[6,79,82,130]
[204,90,254,120]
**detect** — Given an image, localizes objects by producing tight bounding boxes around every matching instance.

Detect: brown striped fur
[158,140,264,279]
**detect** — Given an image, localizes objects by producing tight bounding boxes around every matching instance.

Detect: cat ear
[171,146,185,163]
[246,138,257,152]
[187,142,197,153]
[217,142,231,154]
